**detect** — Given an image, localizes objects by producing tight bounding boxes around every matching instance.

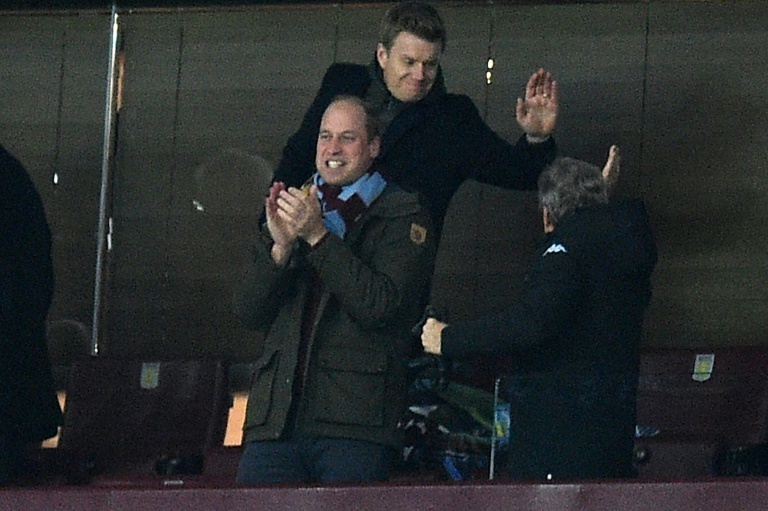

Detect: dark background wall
[1,0,766,362]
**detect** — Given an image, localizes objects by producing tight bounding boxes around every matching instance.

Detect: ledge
[3,477,768,511]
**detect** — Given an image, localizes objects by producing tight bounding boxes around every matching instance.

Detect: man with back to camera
[421,157,657,481]
[233,95,436,484]
[273,0,560,236]
[0,143,63,485]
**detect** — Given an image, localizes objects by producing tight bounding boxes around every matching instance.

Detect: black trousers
[0,432,23,485]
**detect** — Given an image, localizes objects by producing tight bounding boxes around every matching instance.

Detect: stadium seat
[56,357,231,483]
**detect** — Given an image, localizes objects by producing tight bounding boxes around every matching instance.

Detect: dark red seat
[56,357,231,483]
[634,347,768,478]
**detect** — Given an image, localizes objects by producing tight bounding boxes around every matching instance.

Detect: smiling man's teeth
[328,160,343,169]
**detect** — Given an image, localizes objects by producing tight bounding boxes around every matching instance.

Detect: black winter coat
[442,200,657,480]
[273,61,557,234]
[0,144,62,444]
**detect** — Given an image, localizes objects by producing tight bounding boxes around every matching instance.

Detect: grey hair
[538,157,608,226]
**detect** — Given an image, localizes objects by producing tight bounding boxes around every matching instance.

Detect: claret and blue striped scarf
[312,168,387,239]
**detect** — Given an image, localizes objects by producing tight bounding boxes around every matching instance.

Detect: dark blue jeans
[236,434,394,485]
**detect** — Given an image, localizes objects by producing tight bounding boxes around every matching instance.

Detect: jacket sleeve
[232,229,300,332]
[441,247,580,359]
[0,159,54,344]
[273,64,370,188]
[306,204,435,331]
[441,95,557,190]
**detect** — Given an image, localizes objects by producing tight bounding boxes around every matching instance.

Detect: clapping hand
[602,145,620,193]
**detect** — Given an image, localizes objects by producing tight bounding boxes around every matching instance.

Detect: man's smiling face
[376,31,442,103]
[316,99,380,187]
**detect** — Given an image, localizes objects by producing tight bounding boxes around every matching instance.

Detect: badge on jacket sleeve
[410,223,428,245]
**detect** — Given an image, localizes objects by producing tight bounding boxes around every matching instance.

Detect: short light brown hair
[379,1,446,53]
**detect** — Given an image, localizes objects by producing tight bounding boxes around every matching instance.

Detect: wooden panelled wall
[0,1,766,362]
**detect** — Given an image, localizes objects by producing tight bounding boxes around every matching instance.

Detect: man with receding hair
[235,96,435,484]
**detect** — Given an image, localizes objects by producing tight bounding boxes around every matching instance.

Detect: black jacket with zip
[442,199,657,480]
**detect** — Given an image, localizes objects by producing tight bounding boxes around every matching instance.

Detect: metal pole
[91,2,120,356]
[489,376,500,480]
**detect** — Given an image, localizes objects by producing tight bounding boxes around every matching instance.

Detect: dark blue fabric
[0,143,62,447]
[236,435,394,485]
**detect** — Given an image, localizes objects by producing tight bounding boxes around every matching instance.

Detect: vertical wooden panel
[433,4,646,329]
[643,1,768,347]
[335,3,387,64]
[489,3,647,179]
[0,13,108,347]
[107,13,186,356]
[439,3,492,110]
[107,6,337,357]
[3,1,768,360]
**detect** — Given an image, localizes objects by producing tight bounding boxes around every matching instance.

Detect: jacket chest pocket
[313,349,388,427]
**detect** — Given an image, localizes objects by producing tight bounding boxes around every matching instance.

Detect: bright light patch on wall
[53,172,59,185]
[107,217,113,251]
[486,58,494,85]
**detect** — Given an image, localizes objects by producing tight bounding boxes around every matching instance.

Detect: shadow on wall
[647,85,765,261]
[192,148,274,218]
[430,181,541,324]
[643,82,768,346]
[177,148,276,359]
[47,319,91,390]
[102,147,275,359]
